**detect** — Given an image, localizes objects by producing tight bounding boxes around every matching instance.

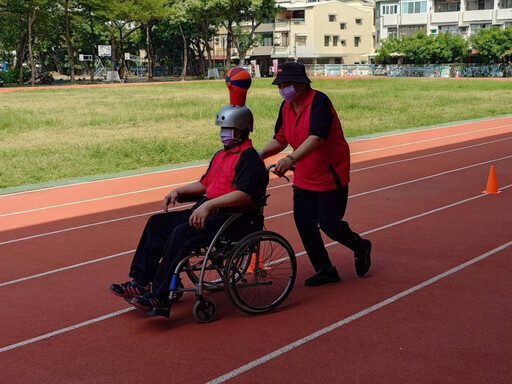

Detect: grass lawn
[1,77,511,190]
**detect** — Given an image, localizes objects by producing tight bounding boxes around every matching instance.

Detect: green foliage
[376,31,470,64]
[471,26,512,64]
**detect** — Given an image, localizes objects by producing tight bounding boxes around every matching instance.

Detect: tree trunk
[179,24,187,81]
[224,21,233,72]
[64,0,75,83]
[110,21,117,72]
[89,15,96,83]
[201,21,213,69]
[146,23,154,81]
[28,10,36,86]
[18,15,28,86]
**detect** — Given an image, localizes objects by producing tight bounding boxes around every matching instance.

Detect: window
[333,36,339,46]
[402,0,427,13]
[466,0,493,9]
[292,10,305,20]
[470,23,491,35]
[500,0,512,8]
[400,25,427,36]
[341,39,347,46]
[296,36,307,46]
[354,36,361,47]
[388,27,398,38]
[435,0,460,12]
[382,4,399,14]
[340,23,346,29]
[324,36,331,46]
[282,32,289,46]
[355,18,362,25]
[329,14,337,22]
[438,25,459,33]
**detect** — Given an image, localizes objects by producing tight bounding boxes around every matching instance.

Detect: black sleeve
[234,148,269,201]
[309,91,334,140]
[273,100,286,139]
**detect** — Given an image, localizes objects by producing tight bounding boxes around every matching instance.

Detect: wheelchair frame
[160,166,297,323]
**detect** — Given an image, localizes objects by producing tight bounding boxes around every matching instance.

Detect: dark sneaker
[355,239,372,277]
[109,280,150,300]
[305,267,341,287]
[131,292,170,317]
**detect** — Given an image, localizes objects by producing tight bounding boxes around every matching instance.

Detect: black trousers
[129,207,228,296]
[293,185,365,272]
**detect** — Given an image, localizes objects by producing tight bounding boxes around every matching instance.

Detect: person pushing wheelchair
[109,103,268,317]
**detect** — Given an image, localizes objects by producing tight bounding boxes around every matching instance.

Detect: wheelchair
[157,165,297,323]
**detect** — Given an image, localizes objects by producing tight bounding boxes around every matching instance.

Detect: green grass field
[1,77,511,190]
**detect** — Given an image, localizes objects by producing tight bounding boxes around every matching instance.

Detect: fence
[304,64,512,78]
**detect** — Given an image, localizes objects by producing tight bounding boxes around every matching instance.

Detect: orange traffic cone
[455,71,459,79]
[247,252,264,273]
[482,165,500,194]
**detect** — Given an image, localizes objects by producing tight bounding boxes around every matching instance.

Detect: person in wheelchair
[109,104,269,316]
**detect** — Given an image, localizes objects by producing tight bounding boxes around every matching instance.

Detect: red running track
[1,116,511,384]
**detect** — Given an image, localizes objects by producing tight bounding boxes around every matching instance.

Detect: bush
[0,69,24,84]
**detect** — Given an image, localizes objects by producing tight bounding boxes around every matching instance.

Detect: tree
[471,26,512,64]
[117,0,171,81]
[209,0,276,70]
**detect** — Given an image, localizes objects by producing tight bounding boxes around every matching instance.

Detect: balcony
[275,19,291,32]
[431,12,460,23]
[382,14,399,26]
[401,13,428,25]
[462,9,493,21]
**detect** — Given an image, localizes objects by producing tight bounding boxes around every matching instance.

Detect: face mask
[220,128,237,148]
[279,84,298,102]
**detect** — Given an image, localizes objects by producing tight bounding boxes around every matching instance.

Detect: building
[211,0,376,75]
[272,0,375,64]
[375,0,512,47]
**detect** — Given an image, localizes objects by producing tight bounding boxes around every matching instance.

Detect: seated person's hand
[162,190,179,212]
[189,202,212,229]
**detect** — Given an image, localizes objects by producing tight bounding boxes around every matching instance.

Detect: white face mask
[279,84,299,102]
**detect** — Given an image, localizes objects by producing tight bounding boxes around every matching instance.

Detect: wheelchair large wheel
[224,231,296,314]
[183,251,225,288]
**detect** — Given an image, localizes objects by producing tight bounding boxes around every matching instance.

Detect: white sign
[98,45,111,57]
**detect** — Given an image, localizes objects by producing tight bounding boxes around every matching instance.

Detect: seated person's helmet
[215,105,254,132]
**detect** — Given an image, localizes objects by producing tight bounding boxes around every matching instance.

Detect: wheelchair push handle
[266,163,295,182]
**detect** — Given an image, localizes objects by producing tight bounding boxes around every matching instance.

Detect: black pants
[293,185,365,272]
[129,207,228,296]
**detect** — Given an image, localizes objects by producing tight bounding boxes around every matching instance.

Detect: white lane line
[2,153,510,247]
[2,119,510,200]
[0,307,135,353]
[204,241,512,384]
[1,186,510,354]
[0,182,190,218]
[351,124,512,155]
[2,133,510,219]
[352,136,512,173]
[0,184,289,246]
[350,155,512,199]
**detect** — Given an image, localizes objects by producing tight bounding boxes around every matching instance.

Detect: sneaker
[305,267,341,287]
[355,239,372,277]
[109,280,149,300]
[131,292,170,317]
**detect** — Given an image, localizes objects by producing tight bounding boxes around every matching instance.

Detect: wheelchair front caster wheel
[193,300,217,323]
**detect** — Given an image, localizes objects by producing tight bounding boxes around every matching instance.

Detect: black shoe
[109,280,150,300]
[355,239,372,277]
[131,292,170,317]
[305,267,341,287]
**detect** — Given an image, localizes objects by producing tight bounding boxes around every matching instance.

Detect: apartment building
[211,0,375,75]
[375,0,512,46]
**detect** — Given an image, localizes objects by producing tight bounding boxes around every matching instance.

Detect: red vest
[200,140,254,199]
[275,89,350,191]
